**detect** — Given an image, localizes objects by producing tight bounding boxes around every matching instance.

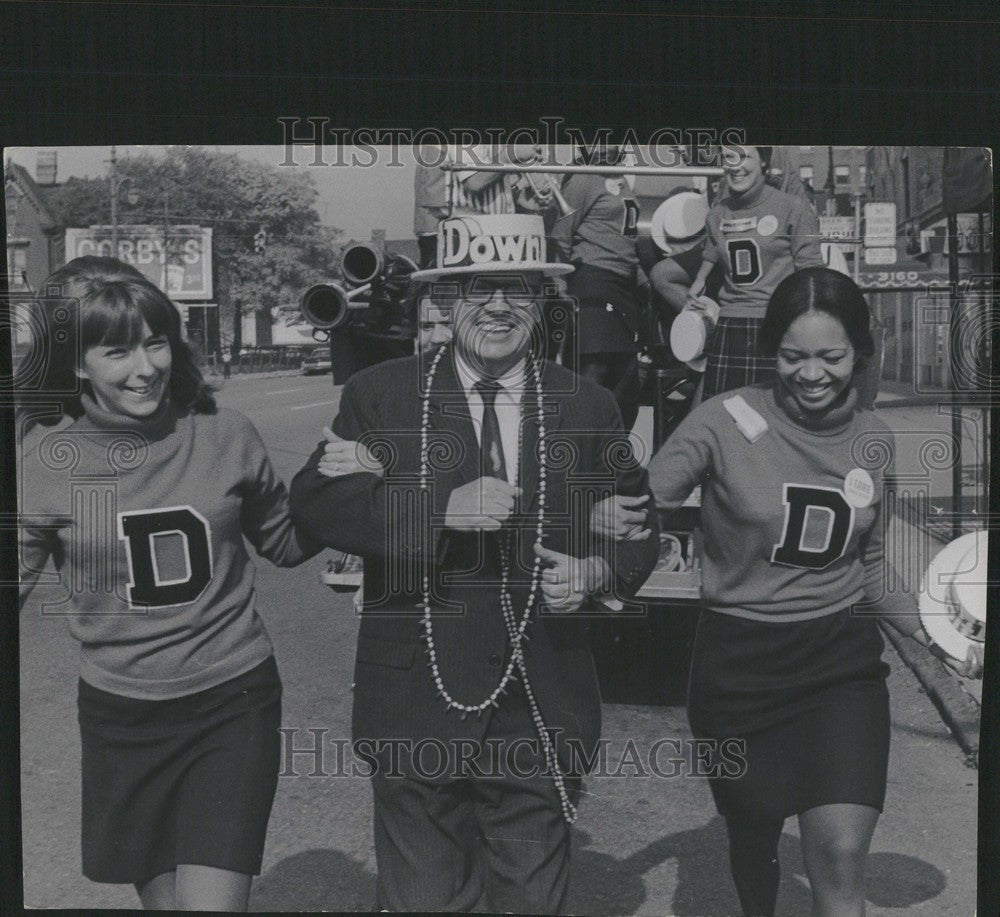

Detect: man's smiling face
[451,272,543,378]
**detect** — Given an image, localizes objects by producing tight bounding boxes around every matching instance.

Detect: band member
[687,145,825,399]
[16,257,320,911]
[548,144,644,431]
[289,214,659,914]
[413,142,542,268]
[599,267,983,916]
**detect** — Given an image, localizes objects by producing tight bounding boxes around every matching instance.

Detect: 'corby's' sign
[65,225,213,301]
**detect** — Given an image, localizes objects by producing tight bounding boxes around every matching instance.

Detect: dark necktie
[475,381,508,483]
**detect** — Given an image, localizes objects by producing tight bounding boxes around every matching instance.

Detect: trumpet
[513,165,576,219]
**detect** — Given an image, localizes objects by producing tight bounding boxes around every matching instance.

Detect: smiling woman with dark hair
[595,266,982,916]
[17,256,320,911]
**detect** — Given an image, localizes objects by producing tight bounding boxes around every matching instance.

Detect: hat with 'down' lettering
[411,214,574,281]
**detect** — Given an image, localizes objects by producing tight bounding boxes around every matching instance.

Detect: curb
[880,622,981,758]
[208,370,306,382]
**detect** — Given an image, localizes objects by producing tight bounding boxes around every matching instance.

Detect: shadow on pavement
[567,821,947,916]
[248,827,946,913]
[250,848,375,912]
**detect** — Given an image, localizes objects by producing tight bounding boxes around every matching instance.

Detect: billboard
[64,225,213,300]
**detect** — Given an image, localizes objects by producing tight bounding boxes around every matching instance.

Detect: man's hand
[686,275,707,305]
[910,624,985,680]
[445,477,521,531]
[317,426,384,478]
[939,642,985,680]
[510,143,543,165]
[590,494,652,541]
[534,543,611,614]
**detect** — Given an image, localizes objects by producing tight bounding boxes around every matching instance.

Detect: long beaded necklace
[418,344,578,823]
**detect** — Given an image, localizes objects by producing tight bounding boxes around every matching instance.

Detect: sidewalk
[207,368,306,383]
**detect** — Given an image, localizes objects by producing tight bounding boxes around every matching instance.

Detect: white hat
[670,296,720,371]
[918,531,988,662]
[651,190,709,256]
[411,213,573,281]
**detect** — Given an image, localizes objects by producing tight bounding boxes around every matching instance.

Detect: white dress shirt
[453,353,525,487]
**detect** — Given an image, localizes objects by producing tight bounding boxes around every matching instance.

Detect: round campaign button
[757,214,778,236]
[844,468,875,508]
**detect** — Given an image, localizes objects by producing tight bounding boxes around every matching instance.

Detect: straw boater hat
[650,189,709,256]
[411,213,574,281]
[918,531,988,662]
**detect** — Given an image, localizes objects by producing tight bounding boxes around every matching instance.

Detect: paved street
[18,372,982,913]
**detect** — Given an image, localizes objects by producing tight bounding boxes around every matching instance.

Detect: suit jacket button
[488,653,502,666]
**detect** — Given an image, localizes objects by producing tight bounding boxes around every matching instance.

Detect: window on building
[858,165,867,188]
[7,244,28,289]
[834,165,851,187]
[799,165,814,187]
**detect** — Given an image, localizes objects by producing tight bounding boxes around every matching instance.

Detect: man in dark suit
[290,213,659,913]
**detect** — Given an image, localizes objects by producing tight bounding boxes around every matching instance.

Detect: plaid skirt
[702,317,776,400]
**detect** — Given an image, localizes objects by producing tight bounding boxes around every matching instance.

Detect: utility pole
[824,146,837,216]
[109,146,120,252]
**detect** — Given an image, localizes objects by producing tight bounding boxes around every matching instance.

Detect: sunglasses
[429,277,545,310]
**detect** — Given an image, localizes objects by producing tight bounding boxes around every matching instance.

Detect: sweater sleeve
[700,211,722,265]
[646,403,716,511]
[238,416,323,567]
[547,176,595,263]
[789,197,825,269]
[289,372,447,564]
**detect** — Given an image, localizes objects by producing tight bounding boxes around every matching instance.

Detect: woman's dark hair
[16,256,216,430]
[758,267,875,359]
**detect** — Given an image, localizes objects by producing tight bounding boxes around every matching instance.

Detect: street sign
[864,202,897,248]
[820,216,856,254]
[864,246,898,266]
[820,216,855,239]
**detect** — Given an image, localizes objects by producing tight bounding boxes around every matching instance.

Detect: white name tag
[720,216,758,233]
[723,395,769,442]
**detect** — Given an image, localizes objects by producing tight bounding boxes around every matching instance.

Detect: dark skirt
[687,608,890,819]
[78,656,282,884]
[702,317,776,399]
[566,263,642,355]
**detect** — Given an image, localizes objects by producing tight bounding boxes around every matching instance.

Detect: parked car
[301,346,333,375]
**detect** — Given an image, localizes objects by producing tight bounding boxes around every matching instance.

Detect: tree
[48,147,342,352]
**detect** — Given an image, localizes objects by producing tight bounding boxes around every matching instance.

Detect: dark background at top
[1,1,997,914]
[2,0,999,144]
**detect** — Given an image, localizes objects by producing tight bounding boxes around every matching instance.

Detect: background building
[863,146,991,390]
[5,152,65,296]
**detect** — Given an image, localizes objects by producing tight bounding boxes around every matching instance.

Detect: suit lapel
[519,360,564,515]
[423,352,480,486]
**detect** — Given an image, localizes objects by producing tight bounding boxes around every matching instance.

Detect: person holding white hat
[595,267,982,916]
[290,212,659,914]
[636,185,719,318]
